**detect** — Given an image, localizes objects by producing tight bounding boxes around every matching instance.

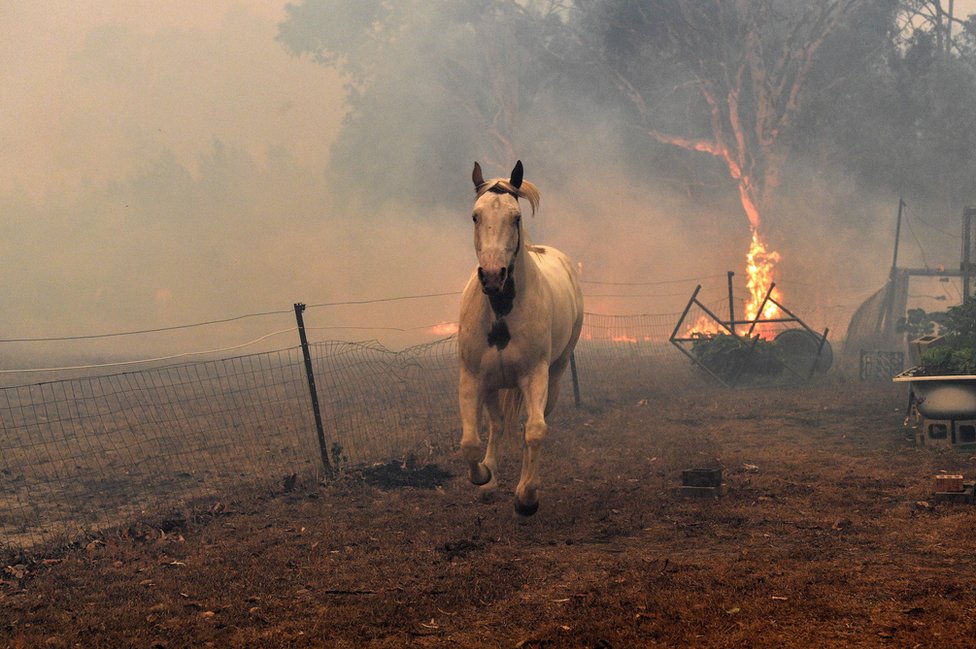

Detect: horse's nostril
[478,267,486,282]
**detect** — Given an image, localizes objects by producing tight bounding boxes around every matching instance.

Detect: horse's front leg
[514,364,550,516]
[459,369,491,486]
[478,390,505,497]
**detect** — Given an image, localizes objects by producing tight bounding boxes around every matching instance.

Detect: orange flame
[684,314,723,337]
[743,228,781,337]
[683,228,782,339]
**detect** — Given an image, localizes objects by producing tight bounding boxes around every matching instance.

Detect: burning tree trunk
[590,0,860,331]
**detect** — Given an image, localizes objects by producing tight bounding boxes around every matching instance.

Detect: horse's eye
[514,215,521,227]
[472,214,478,223]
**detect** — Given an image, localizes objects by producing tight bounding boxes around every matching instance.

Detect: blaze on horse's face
[471,161,523,294]
[472,194,521,294]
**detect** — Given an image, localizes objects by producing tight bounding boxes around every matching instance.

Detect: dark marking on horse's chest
[488,273,516,317]
[487,319,511,350]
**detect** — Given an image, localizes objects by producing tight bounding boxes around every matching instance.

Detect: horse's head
[470,160,538,294]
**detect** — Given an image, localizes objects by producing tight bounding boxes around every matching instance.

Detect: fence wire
[0,348,321,551]
[0,311,703,552]
[311,337,459,468]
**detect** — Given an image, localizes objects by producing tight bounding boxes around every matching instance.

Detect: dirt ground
[4,364,976,648]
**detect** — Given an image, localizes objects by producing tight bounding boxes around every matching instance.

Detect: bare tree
[278,0,564,204]
[440,1,567,169]
[574,0,861,230]
[440,13,522,167]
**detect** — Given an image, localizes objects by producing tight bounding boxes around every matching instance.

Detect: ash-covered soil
[4,366,976,648]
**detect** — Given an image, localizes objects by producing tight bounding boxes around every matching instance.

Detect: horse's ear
[509,160,523,189]
[472,162,485,190]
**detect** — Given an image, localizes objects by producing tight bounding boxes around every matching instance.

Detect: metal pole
[670,336,732,388]
[669,284,733,388]
[570,351,581,408]
[892,198,904,272]
[878,198,905,334]
[808,328,831,379]
[964,207,975,301]
[294,303,334,476]
[692,299,739,337]
[669,285,703,344]
[746,282,776,338]
[727,271,736,333]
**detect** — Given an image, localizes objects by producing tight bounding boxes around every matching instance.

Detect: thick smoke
[2,0,974,368]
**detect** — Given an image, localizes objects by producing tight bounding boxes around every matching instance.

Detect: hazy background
[3,0,976,369]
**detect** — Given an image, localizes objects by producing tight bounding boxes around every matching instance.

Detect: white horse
[458,160,584,516]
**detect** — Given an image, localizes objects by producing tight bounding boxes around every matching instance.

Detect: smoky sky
[2,0,974,365]
[2,2,349,360]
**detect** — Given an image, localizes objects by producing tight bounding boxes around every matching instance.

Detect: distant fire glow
[611,335,638,343]
[686,314,723,337]
[428,322,459,336]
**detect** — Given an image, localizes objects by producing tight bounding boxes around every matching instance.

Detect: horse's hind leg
[459,370,491,486]
[543,354,570,416]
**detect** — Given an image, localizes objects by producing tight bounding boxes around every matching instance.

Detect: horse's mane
[475,178,541,216]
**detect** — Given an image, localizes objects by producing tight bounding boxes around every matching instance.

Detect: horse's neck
[507,240,541,309]
[514,240,540,289]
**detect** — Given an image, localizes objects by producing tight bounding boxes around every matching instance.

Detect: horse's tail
[500,388,524,449]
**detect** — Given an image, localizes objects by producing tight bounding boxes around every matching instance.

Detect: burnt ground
[5,365,976,648]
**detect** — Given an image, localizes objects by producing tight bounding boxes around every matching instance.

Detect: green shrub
[917,300,976,375]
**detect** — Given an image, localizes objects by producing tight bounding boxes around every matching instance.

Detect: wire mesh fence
[0,310,699,553]
[311,337,460,468]
[0,348,320,551]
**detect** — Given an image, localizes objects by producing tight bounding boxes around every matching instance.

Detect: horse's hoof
[514,498,539,517]
[470,464,492,486]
